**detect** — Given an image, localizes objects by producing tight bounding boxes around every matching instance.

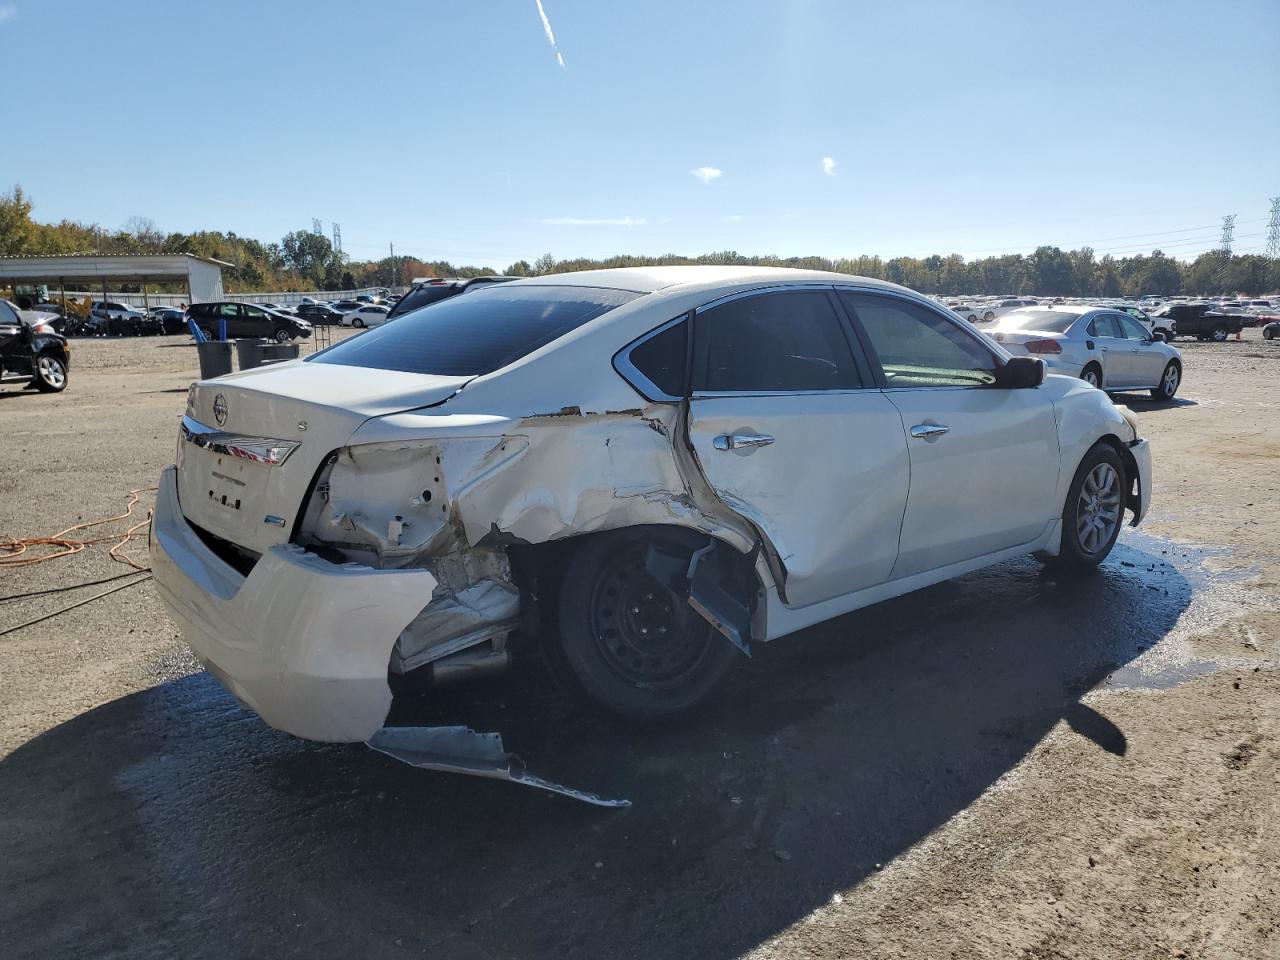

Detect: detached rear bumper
[1128,438,1152,525]
[149,465,435,742]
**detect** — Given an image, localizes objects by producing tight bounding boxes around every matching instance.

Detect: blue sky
[5,0,1278,269]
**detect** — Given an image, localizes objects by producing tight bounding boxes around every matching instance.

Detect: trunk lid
[179,360,470,554]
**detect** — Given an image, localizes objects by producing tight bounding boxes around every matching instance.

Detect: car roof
[498,265,907,295]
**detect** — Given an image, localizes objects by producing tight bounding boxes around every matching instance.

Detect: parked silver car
[988,307,1182,400]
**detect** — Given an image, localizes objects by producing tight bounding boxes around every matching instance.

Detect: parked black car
[151,308,189,335]
[0,300,70,392]
[1155,303,1243,342]
[187,302,313,342]
[295,303,345,325]
[386,276,516,321]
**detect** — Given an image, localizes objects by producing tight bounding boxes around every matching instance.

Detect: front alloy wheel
[1049,443,1126,571]
[35,353,68,392]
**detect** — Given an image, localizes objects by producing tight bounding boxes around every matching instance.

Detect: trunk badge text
[213,393,228,426]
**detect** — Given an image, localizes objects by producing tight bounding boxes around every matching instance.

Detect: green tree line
[2,185,1274,296]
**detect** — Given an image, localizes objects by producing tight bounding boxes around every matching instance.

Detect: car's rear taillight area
[1024,338,1063,355]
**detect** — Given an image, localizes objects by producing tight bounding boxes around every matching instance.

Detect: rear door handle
[909,423,950,440]
[713,433,774,450]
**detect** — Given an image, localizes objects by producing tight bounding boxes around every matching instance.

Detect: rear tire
[353,318,364,328]
[1081,363,1103,389]
[1212,325,1228,342]
[1264,327,1276,341]
[1047,443,1126,572]
[553,529,742,718]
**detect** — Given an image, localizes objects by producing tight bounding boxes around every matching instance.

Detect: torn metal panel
[392,578,520,674]
[366,726,631,808]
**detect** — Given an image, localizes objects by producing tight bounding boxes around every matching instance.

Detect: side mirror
[1151,332,1166,343]
[997,355,1045,389]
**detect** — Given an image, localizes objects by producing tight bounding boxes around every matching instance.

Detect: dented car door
[684,289,910,608]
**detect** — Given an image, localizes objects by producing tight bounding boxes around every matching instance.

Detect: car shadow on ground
[1114,394,1198,412]
[0,536,1190,960]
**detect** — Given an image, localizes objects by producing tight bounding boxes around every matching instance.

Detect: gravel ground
[0,331,1276,960]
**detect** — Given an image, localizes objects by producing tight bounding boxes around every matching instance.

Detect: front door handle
[713,433,774,451]
[909,423,950,440]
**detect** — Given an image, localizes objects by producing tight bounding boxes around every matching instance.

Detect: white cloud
[822,156,837,176]
[534,0,566,68]
[0,4,17,26]
[541,216,646,227]
[691,166,722,184]
[721,214,745,223]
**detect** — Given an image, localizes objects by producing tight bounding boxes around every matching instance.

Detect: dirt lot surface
[1,332,1277,959]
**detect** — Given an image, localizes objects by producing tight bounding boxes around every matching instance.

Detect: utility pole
[389,241,396,289]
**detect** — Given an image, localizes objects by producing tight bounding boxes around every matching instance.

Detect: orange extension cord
[0,487,157,572]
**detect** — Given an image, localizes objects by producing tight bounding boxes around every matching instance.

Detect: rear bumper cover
[149,465,435,742]
[1129,438,1152,525]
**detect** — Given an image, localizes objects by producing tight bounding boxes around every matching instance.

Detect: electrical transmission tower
[1219,214,1236,256]
[332,223,343,258]
[312,218,323,236]
[1215,214,1236,291]
[1266,198,1280,260]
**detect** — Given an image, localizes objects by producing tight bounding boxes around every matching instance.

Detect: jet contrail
[534,0,566,68]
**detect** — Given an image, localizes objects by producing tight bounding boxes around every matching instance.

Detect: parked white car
[988,306,1182,398]
[151,267,1152,743]
[987,298,1039,320]
[342,304,392,328]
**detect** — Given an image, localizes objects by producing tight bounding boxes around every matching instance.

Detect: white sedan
[151,267,1152,743]
[341,304,391,328]
[987,306,1183,400]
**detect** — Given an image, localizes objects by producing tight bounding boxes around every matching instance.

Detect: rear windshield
[310,285,640,376]
[993,310,1080,333]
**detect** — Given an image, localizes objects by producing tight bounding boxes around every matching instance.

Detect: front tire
[553,529,742,718]
[273,328,292,343]
[1050,443,1126,571]
[34,352,68,392]
[1150,361,1180,401]
[1212,324,1228,342]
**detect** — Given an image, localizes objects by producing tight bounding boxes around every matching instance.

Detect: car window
[0,301,19,324]
[692,291,862,392]
[311,284,639,376]
[993,310,1079,333]
[218,303,240,318]
[624,320,687,398]
[840,292,997,388]
[1117,315,1150,340]
[244,306,269,320]
[1088,314,1123,338]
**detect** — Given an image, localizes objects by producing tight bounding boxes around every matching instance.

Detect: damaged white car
[151,266,1151,743]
